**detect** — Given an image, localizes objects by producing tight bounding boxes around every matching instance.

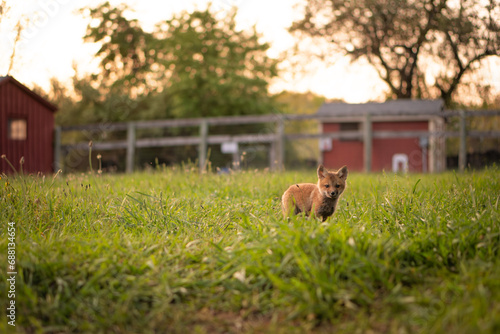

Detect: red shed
[0,76,58,174]
[318,100,445,173]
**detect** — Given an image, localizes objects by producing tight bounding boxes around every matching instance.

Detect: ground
[1,166,499,333]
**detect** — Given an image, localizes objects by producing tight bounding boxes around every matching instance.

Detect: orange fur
[282,165,348,222]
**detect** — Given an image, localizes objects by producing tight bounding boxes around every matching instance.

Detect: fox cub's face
[317,165,348,199]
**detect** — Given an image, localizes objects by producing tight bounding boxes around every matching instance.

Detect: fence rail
[55,109,500,173]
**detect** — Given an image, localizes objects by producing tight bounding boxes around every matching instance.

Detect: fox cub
[282,165,348,222]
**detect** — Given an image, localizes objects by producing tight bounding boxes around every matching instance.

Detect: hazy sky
[1,0,498,103]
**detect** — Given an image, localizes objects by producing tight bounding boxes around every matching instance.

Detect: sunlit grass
[1,167,499,333]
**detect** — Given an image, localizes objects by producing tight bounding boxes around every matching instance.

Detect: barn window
[339,122,360,141]
[8,119,27,140]
[340,122,360,131]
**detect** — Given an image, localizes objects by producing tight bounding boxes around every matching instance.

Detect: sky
[0,0,498,104]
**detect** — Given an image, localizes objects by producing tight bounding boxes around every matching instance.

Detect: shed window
[339,122,360,141]
[340,122,360,131]
[8,119,27,140]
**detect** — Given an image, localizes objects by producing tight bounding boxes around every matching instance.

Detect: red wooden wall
[322,123,364,171]
[322,121,429,172]
[0,77,57,174]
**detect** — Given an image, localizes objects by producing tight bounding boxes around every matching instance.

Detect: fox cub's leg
[282,192,291,218]
[282,190,300,218]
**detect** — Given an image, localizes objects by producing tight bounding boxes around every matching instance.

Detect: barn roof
[0,75,58,112]
[317,99,444,117]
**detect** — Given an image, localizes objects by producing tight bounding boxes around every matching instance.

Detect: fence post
[458,110,467,172]
[54,125,62,172]
[126,122,136,173]
[269,141,276,171]
[363,113,372,173]
[274,116,285,171]
[199,120,208,172]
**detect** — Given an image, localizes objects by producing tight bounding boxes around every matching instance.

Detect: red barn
[0,76,58,174]
[318,100,445,173]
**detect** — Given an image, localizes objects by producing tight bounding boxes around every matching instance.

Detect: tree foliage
[152,8,278,118]
[82,2,155,97]
[290,0,500,105]
[77,3,279,121]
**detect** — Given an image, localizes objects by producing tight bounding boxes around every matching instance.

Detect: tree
[433,0,499,105]
[290,0,499,106]
[0,0,25,76]
[152,7,279,118]
[80,3,279,119]
[81,2,155,97]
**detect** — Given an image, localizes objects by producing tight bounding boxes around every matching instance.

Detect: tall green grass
[1,167,499,333]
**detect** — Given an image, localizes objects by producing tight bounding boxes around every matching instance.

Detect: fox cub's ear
[337,166,348,180]
[317,164,327,179]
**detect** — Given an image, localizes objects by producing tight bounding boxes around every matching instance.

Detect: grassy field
[1,166,499,333]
